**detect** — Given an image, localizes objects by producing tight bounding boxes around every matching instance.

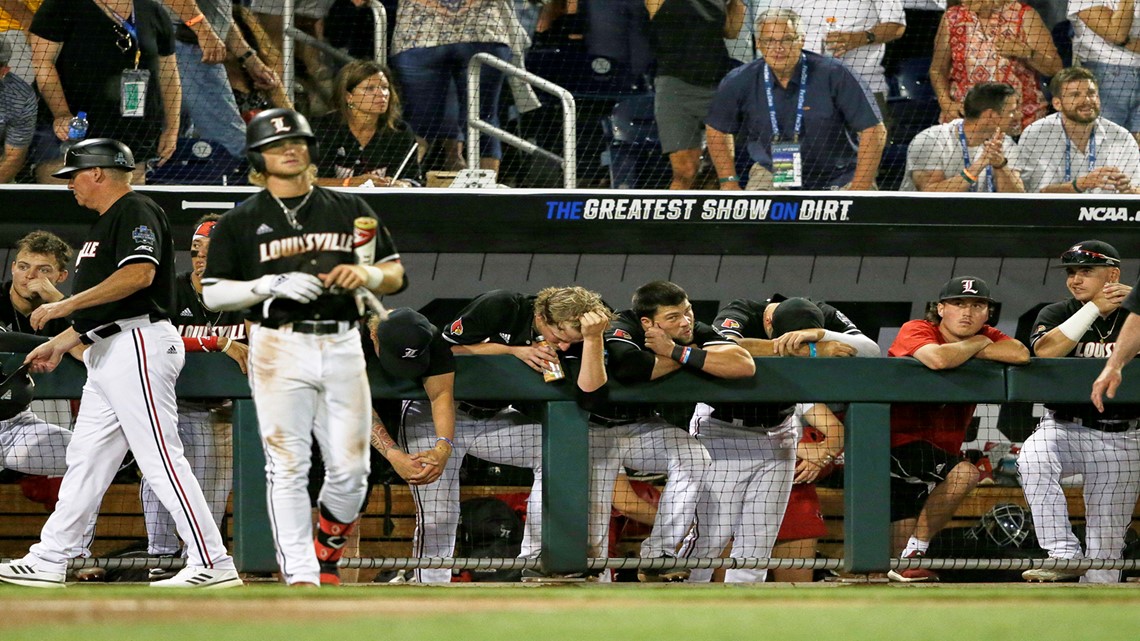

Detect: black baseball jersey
[1032,299,1140,421]
[0,281,71,337]
[598,309,736,425]
[364,321,455,435]
[172,272,247,341]
[70,191,175,333]
[443,289,583,416]
[1124,280,1140,315]
[202,186,399,325]
[712,297,861,340]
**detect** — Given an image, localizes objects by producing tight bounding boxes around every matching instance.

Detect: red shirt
[887,320,1013,454]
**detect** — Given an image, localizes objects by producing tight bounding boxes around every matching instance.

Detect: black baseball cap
[376,308,434,379]
[771,297,825,338]
[939,276,994,302]
[1056,240,1121,268]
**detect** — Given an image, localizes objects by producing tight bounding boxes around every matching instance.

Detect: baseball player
[1021,240,1140,583]
[141,215,249,578]
[0,139,240,589]
[592,281,755,582]
[680,298,845,583]
[887,276,1028,582]
[0,230,100,562]
[692,296,876,582]
[201,108,405,587]
[434,286,612,582]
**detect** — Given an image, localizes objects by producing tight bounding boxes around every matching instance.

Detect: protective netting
[0,1,1133,189]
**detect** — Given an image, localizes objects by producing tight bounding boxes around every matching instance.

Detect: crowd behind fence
[0,0,1134,191]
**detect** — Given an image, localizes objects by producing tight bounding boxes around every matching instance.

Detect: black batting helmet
[0,363,34,421]
[52,138,136,178]
[245,108,317,172]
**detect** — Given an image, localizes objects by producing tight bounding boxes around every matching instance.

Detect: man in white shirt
[1068,0,1140,145]
[767,0,905,106]
[902,82,1025,192]
[1016,66,1140,194]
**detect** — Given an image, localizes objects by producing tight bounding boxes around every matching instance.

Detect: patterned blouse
[945,2,1046,132]
[391,0,513,56]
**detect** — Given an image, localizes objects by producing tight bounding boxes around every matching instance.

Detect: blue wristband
[808,343,817,358]
[436,436,454,448]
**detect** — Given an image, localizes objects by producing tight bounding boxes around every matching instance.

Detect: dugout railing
[11,351,1140,576]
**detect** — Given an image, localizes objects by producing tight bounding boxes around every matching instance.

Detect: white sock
[902,537,929,557]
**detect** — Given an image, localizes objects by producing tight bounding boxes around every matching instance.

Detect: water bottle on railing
[60,111,88,156]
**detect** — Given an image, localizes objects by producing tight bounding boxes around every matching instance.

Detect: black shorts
[889,441,963,522]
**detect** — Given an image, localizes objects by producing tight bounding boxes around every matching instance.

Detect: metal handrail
[370,0,387,65]
[466,52,577,188]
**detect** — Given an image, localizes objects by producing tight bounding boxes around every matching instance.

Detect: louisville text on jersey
[258,233,354,262]
[1073,341,1118,358]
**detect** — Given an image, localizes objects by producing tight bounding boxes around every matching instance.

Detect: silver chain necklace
[270,188,314,230]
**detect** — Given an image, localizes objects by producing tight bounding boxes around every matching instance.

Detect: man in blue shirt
[706,8,887,191]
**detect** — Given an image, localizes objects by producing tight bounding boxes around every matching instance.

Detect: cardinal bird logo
[720,319,742,329]
[613,329,632,339]
[449,319,464,336]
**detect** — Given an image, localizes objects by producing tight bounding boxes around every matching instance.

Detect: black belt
[1052,412,1139,433]
[79,313,166,345]
[261,320,353,335]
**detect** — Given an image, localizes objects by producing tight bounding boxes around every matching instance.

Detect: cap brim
[378,352,429,380]
[51,165,82,179]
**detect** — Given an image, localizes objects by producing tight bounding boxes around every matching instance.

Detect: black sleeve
[151,0,175,57]
[693,321,738,347]
[1030,301,1072,355]
[0,331,49,351]
[112,203,164,268]
[29,0,69,42]
[442,291,519,345]
[424,330,456,376]
[821,302,862,334]
[1124,283,1140,316]
[712,299,766,339]
[201,213,243,282]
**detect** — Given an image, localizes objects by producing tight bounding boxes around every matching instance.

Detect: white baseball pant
[22,321,233,574]
[588,417,710,560]
[401,401,542,583]
[1018,412,1140,583]
[248,325,371,586]
[141,404,234,555]
[680,417,797,583]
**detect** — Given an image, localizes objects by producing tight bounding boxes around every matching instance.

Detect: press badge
[771,141,802,188]
[121,69,149,117]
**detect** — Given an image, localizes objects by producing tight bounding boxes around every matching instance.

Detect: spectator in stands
[768,0,906,117]
[250,0,336,113]
[930,0,1061,134]
[1068,0,1140,146]
[645,0,744,190]
[901,81,1025,192]
[389,0,519,174]
[166,0,279,160]
[1016,66,1140,193]
[886,276,1029,582]
[226,5,291,116]
[1022,240,1140,583]
[29,0,180,183]
[707,8,887,191]
[0,0,36,83]
[142,216,247,581]
[313,60,422,187]
[0,36,35,182]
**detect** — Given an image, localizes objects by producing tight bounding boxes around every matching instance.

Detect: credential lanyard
[1063,130,1097,182]
[957,123,993,193]
[763,54,807,143]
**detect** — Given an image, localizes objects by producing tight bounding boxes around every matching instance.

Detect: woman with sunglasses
[312,60,422,188]
[28,0,180,183]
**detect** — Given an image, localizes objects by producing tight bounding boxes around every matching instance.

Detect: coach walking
[0,139,241,589]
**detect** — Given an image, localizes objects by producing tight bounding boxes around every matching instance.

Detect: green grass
[3,584,1140,641]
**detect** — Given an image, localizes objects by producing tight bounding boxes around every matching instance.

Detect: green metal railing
[10,352,1140,574]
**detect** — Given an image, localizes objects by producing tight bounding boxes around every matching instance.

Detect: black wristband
[670,344,707,369]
